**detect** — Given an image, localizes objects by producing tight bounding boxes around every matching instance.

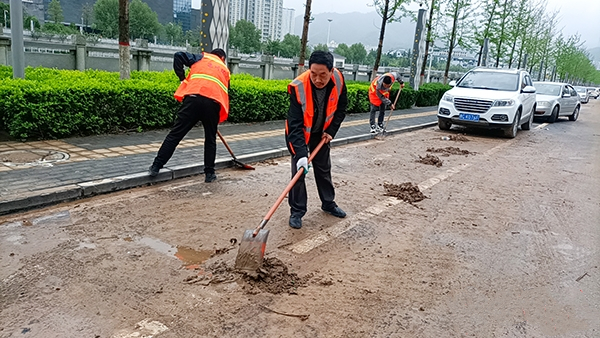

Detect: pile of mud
[417,154,443,167]
[185,258,310,295]
[243,257,310,295]
[383,182,426,204]
[427,147,473,156]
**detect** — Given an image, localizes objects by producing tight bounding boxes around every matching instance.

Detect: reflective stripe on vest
[173,52,231,123]
[286,68,344,144]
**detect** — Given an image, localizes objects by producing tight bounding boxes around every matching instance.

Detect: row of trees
[422,0,599,84]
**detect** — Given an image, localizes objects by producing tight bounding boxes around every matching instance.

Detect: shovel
[375,86,403,140]
[217,130,255,170]
[234,138,327,274]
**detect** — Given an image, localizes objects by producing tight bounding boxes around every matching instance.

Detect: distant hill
[293,11,417,51]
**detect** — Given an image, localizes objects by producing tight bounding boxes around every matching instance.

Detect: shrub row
[0,66,449,140]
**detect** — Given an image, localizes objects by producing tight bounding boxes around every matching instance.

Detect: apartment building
[229,0,284,41]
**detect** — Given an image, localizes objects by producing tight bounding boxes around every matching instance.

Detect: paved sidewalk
[0,107,438,215]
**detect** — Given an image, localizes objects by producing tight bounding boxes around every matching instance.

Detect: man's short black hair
[383,76,392,85]
[210,48,227,60]
[309,50,334,71]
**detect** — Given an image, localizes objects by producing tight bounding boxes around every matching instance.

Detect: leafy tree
[48,0,64,24]
[371,0,414,80]
[184,29,200,47]
[82,3,94,28]
[129,0,160,40]
[94,0,119,38]
[229,20,261,54]
[164,22,184,45]
[349,43,367,64]
[313,43,329,52]
[0,3,9,27]
[279,34,302,58]
[334,43,350,59]
[263,39,282,55]
[439,0,474,83]
[25,15,41,30]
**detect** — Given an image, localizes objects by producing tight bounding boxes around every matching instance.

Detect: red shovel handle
[253,138,327,236]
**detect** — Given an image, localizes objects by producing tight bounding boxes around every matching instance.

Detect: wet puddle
[1,210,72,228]
[133,237,213,268]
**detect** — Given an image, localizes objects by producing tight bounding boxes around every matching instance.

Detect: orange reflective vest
[285,68,344,146]
[368,73,395,106]
[174,53,230,123]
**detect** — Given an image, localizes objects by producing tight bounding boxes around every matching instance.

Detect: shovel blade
[234,229,270,273]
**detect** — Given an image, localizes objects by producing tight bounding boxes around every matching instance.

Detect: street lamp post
[326,18,332,47]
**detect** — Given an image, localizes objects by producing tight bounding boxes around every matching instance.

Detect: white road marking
[112,319,168,338]
[288,134,522,254]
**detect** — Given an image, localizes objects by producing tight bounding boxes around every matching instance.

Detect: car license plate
[459,113,480,122]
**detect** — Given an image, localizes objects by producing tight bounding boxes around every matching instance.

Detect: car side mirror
[449,80,457,87]
[562,93,571,98]
[522,86,536,94]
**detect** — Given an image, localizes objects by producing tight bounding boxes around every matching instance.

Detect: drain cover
[0,149,70,167]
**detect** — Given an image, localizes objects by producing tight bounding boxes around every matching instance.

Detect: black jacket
[286,72,348,159]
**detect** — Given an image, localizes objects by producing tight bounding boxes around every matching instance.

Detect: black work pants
[288,135,337,217]
[369,103,386,127]
[153,95,220,174]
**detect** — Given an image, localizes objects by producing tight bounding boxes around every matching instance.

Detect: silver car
[533,82,581,122]
[574,86,590,103]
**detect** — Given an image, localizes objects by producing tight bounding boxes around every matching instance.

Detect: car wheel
[521,105,534,130]
[548,106,559,123]
[569,105,580,121]
[504,111,520,138]
[438,118,452,130]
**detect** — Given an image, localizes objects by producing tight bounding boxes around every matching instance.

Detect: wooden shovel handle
[253,138,327,235]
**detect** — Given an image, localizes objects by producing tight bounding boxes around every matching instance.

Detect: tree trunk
[444,0,459,84]
[420,0,436,84]
[118,0,130,80]
[494,0,510,67]
[477,0,497,66]
[372,0,390,81]
[298,0,312,74]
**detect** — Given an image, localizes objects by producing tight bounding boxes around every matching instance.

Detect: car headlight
[442,94,454,103]
[493,99,515,107]
[537,101,550,107]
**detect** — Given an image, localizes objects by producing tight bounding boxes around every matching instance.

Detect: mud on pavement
[1,115,600,337]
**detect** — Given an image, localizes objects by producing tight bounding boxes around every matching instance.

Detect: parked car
[574,86,590,103]
[532,82,581,122]
[437,67,536,138]
[588,87,599,99]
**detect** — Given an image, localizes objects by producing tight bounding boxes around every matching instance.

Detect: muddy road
[1,101,599,338]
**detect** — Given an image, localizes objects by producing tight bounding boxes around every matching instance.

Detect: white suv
[437,68,536,138]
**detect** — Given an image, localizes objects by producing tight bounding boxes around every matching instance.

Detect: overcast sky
[283,0,600,49]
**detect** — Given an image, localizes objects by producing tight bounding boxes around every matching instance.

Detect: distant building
[229,0,283,41]
[280,7,294,39]
[173,0,201,32]
[0,0,174,28]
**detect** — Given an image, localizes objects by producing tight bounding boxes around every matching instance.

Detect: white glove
[296,157,309,174]
[383,98,392,106]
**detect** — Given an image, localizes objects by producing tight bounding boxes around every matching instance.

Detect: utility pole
[326,18,332,47]
[10,0,24,78]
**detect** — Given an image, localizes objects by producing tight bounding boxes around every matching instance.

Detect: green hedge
[416,82,452,107]
[0,66,433,140]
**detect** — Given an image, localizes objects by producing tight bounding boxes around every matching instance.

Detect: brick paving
[0,107,437,214]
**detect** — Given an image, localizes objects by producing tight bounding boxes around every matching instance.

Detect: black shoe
[322,206,347,218]
[289,215,302,229]
[205,172,217,183]
[148,164,161,177]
